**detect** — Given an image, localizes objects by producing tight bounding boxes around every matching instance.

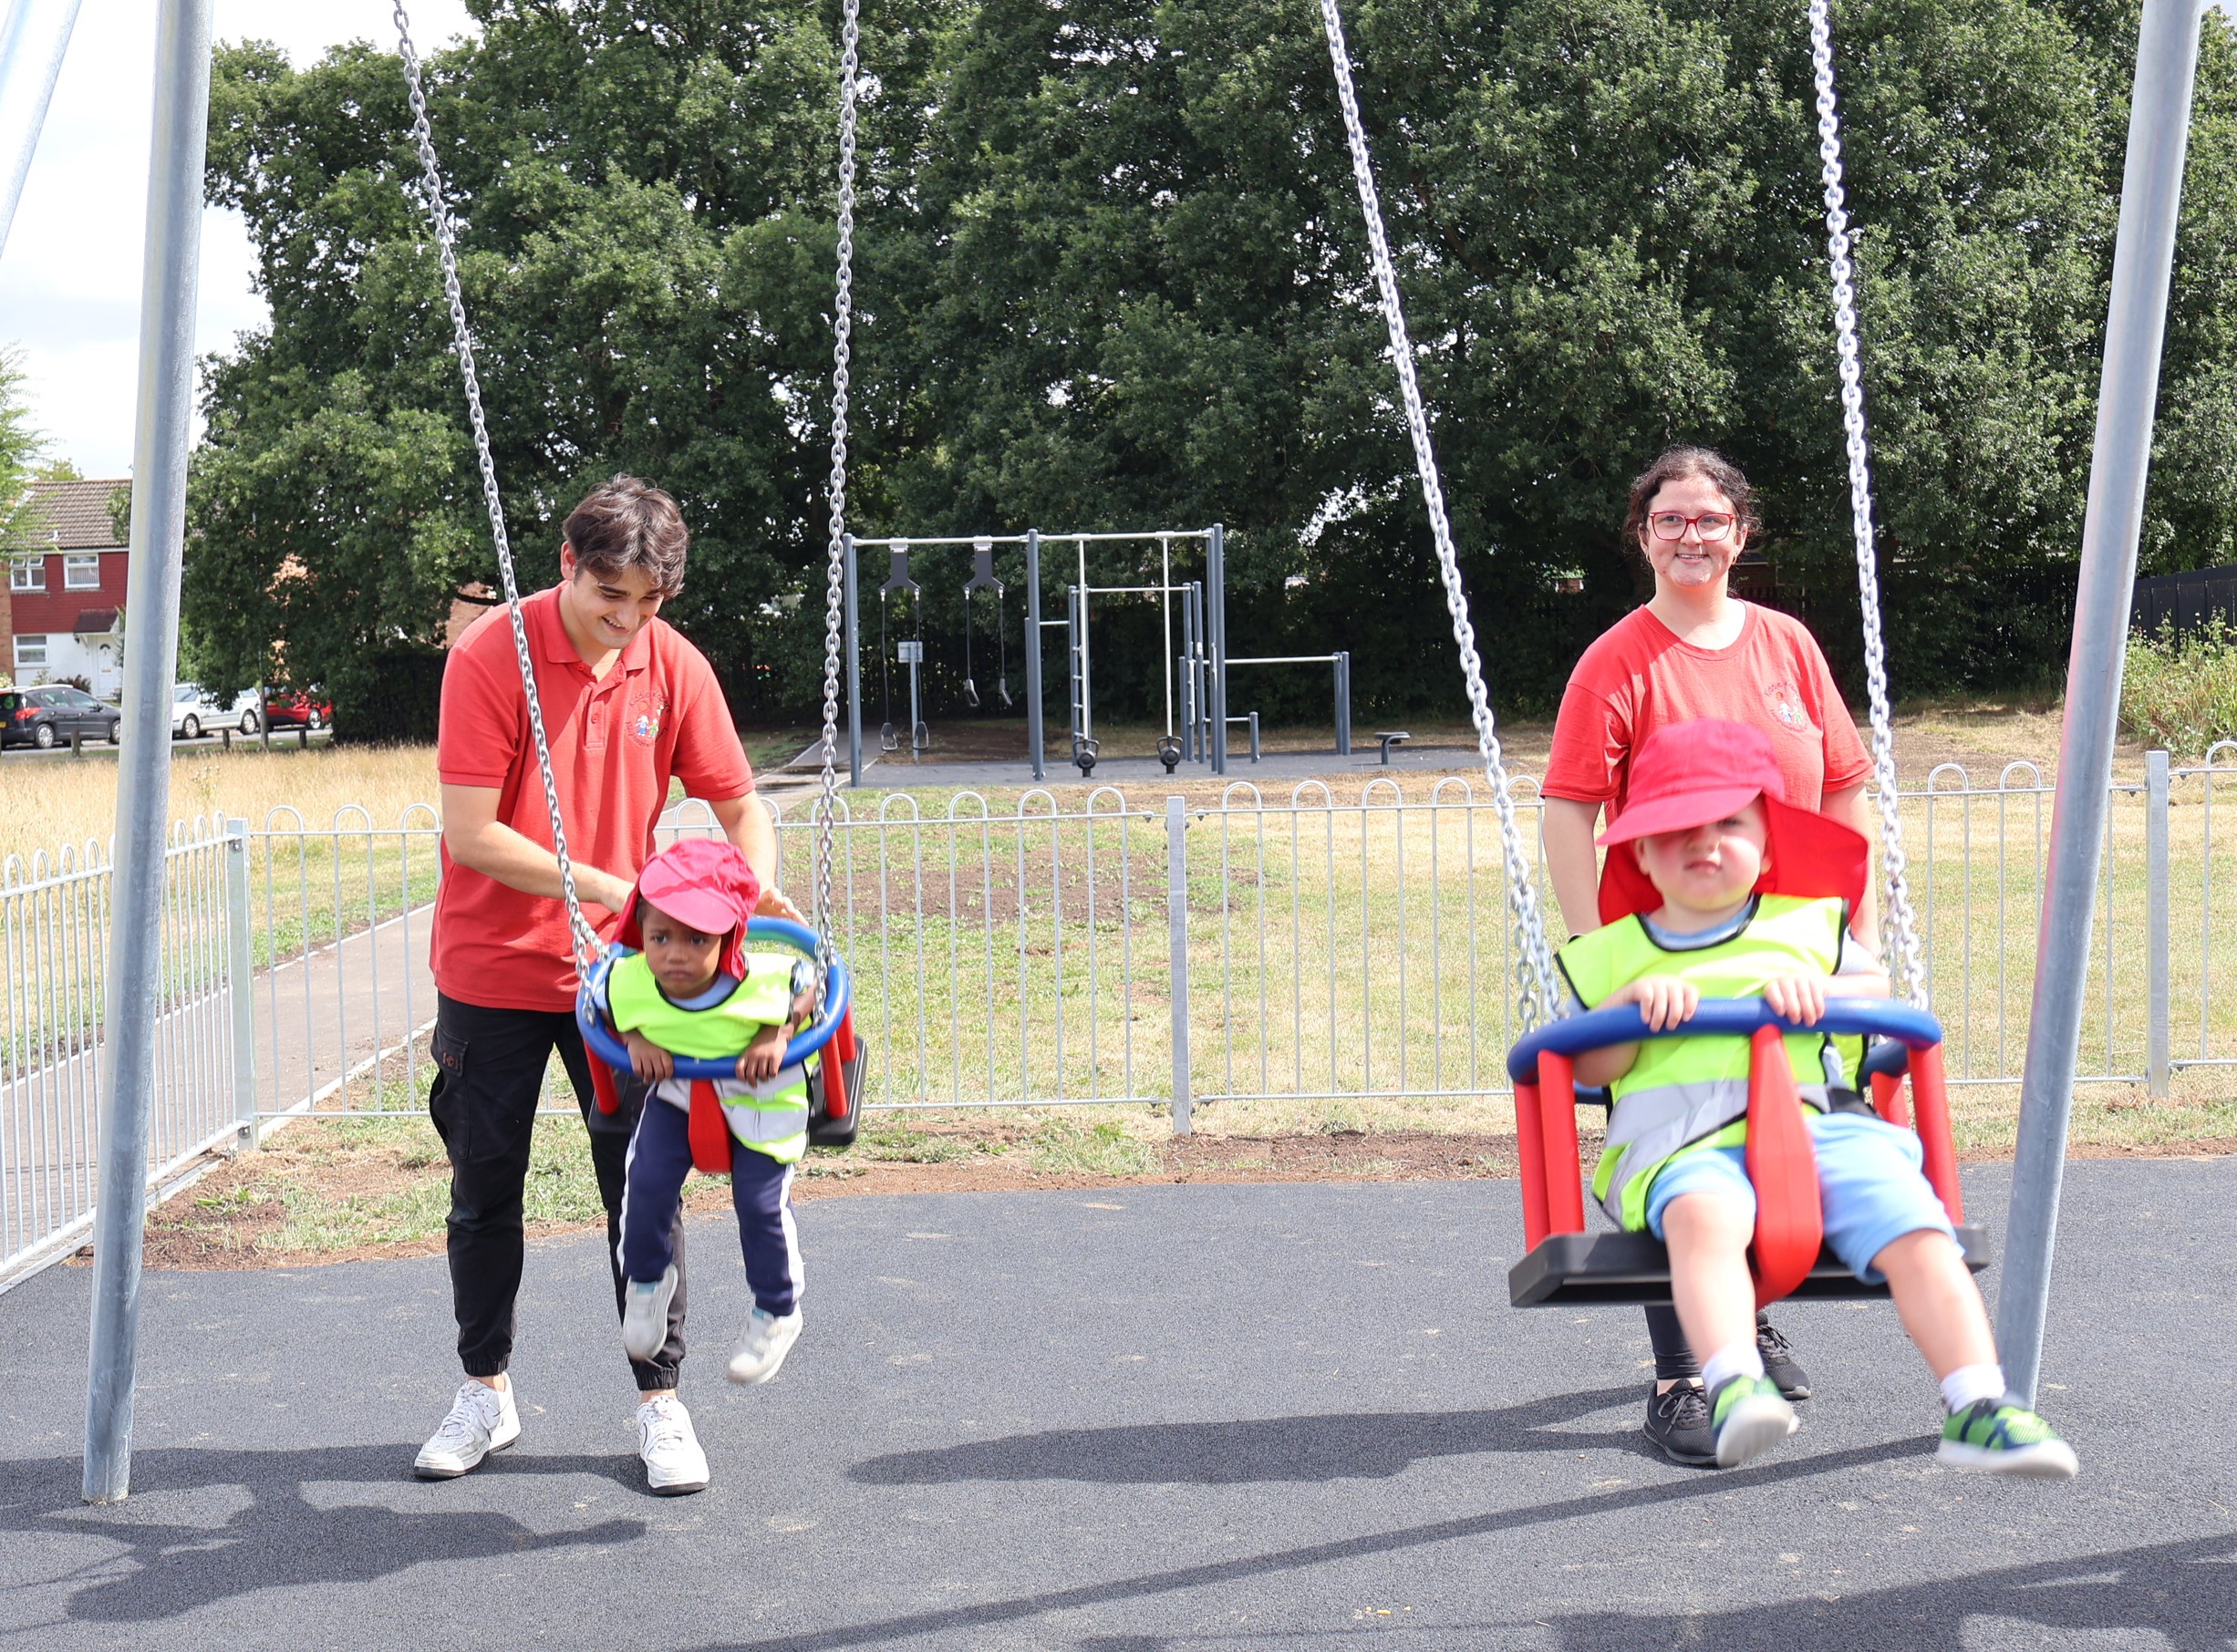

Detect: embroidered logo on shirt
[626,687,668,746]
[1764,679,1812,733]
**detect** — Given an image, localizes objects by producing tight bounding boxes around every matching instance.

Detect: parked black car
[2,685,122,749]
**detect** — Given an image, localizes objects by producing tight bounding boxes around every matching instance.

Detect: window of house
[63,554,101,591]
[14,635,49,669]
[10,558,45,592]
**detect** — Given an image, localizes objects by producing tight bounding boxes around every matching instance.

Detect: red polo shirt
[433,586,755,1011]
[1544,603,1869,815]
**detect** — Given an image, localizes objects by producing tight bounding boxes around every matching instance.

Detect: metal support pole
[85,0,212,1506]
[1207,524,1227,776]
[1166,796,1191,1135]
[224,816,256,1144]
[2146,748,2171,1100]
[1334,650,1352,756]
[1996,0,2202,1410]
[1025,530,1044,780]
[0,0,85,258]
[844,533,861,786]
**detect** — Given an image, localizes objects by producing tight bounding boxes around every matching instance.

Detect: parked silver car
[171,682,261,739]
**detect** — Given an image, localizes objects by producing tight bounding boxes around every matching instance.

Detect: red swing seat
[1505,998,1988,1308]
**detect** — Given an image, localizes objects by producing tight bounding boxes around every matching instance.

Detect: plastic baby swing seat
[575,917,869,1153]
[1503,997,1989,1309]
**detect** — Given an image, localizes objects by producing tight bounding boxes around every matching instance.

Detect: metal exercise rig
[844,525,1311,783]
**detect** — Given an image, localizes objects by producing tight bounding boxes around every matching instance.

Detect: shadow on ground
[1,1443,647,1625]
[851,1386,1664,1485]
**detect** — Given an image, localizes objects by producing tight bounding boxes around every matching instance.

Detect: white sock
[1702,1342,1766,1395]
[1940,1363,2006,1414]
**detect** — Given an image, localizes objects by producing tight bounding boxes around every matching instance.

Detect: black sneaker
[1645,1382,1716,1467]
[1755,1317,1811,1400]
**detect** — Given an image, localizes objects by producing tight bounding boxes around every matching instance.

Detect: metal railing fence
[7,755,2237,1283]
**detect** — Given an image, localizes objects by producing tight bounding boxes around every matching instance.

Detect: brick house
[6,479,131,696]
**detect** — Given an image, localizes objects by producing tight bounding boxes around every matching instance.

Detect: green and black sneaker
[1709,1374,1796,1470]
[1936,1400,2079,1479]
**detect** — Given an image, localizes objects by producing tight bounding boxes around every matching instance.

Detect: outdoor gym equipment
[575,917,866,1150]
[877,548,927,757]
[1503,998,1986,1307]
[961,538,1008,711]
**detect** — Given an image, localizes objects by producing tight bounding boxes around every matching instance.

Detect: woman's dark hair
[563,474,689,595]
[1622,446,1762,546]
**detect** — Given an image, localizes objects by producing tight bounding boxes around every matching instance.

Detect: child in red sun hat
[1556,719,2076,1478]
[589,838,819,1419]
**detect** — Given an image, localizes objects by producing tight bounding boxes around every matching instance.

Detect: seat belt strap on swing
[1745,1024,1824,1306]
[688,1079,731,1173]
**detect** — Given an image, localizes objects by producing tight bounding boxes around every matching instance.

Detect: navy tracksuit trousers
[617,1097,801,1316]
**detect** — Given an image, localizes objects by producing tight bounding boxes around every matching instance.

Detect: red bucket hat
[1593,718,1869,925]
[616,837,762,978]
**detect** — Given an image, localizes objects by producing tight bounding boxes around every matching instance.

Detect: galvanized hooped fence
[7,751,2237,1283]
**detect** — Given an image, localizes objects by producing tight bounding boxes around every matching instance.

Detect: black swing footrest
[1507,1224,1990,1307]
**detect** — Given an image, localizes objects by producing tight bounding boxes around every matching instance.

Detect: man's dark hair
[563,475,689,594]
[1621,446,1763,547]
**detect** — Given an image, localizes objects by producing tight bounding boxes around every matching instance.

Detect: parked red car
[263,688,331,731]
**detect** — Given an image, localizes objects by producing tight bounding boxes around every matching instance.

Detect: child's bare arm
[620,1027,674,1082]
[1573,976,1698,1086]
[736,1022,788,1083]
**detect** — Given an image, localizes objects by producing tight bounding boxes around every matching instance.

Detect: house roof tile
[12,479,130,552]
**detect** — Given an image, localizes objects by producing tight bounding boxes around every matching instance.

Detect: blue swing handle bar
[575,917,853,1079]
[1507,997,1942,1086]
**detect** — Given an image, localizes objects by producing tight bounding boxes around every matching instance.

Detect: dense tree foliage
[185,0,2237,728]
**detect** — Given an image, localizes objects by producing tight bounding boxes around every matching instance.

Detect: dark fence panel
[2134,565,2237,639]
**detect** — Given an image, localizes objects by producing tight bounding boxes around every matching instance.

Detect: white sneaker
[621,1264,679,1361]
[413,1378,521,1479]
[636,1393,709,1495]
[727,1306,804,1386]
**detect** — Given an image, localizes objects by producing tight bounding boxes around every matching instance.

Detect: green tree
[189,0,2237,724]
[0,345,48,549]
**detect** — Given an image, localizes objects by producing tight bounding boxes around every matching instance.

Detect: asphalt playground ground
[2,1162,2232,1651]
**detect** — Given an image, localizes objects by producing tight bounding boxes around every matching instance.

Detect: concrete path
[2,1162,2230,1650]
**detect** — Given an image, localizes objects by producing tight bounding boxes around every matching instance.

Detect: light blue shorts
[1642,1111,1956,1284]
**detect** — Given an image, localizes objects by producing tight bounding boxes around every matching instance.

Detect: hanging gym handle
[962,539,1004,712]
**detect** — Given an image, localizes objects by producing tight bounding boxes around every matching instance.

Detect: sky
[0,0,478,479]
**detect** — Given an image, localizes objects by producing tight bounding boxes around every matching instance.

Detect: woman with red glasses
[1541,444,1877,1467]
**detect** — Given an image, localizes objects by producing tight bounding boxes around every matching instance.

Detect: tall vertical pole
[0,0,85,257]
[85,0,212,1505]
[1207,524,1227,776]
[1995,0,2202,1409]
[1024,530,1044,780]
[844,533,861,786]
[1166,796,1191,1135]
[1334,650,1352,756]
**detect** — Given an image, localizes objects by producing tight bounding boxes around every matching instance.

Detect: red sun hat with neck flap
[616,837,762,978]
[1593,718,1869,926]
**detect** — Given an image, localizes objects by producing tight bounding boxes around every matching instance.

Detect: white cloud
[0,0,477,476]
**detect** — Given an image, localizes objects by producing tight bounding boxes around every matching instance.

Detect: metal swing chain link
[1315,0,1563,1027]
[394,8,601,970]
[814,0,862,973]
[1808,0,1927,1008]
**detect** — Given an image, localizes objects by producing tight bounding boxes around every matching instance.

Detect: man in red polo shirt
[411,475,785,1495]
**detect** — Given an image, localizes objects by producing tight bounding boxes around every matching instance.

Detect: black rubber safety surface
[2,1161,2231,1651]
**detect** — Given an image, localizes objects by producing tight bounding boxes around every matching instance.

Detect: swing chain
[393,6,601,969]
[1315,0,1562,1029]
[814,0,862,973]
[1808,0,1927,1009]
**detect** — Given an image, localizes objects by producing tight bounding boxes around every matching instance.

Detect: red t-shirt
[433,587,755,1011]
[1544,603,1869,815]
